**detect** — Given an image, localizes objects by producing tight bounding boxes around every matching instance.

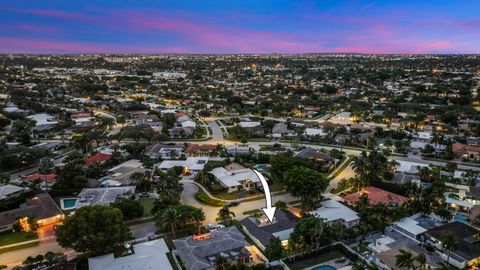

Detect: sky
[0,0,479,54]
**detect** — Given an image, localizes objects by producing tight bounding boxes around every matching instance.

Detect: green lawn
[138,198,156,217]
[195,189,225,207]
[0,242,38,254]
[0,231,38,247]
[286,250,344,270]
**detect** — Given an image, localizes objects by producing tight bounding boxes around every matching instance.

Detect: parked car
[256,186,265,193]
[207,224,217,231]
[216,224,226,230]
[226,201,240,207]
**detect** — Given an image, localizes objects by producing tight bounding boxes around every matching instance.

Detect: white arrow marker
[253,169,276,223]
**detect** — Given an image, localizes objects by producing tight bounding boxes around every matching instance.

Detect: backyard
[286,250,344,270]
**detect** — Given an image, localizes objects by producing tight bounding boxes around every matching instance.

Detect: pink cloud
[0,36,190,54]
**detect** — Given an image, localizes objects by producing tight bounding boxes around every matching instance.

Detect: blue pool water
[454,213,469,224]
[62,198,77,209]
[311,266,335,270]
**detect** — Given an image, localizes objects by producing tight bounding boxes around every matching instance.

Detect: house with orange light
[0,193,64,233]
[343,186,409,207]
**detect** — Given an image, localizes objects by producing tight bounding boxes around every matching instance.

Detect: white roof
[209,167,261,188]
[155,157,208,171]
[27,113,58,126]
[417,131,432,140]
[239,121,261,128]
[304,128,326,136]
[395,160,429,173]
[0,184,24,200]
[310,199,359,223]
[393,217,427,236]
[108,159,143,172]
[89,239,173,270]
[181,120,197,128]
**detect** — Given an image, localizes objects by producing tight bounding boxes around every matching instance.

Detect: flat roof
[89,238,173,270]
[173,226,249,270]
[310,199,359,223]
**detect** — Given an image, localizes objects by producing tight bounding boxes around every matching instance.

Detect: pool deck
[304,258,351,270]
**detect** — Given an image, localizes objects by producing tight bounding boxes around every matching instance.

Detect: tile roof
[343,186,409,206]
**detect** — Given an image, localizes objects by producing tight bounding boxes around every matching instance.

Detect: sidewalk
[0,235,56,250]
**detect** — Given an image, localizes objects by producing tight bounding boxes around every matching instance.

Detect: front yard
[138,197,156,217]
[0,231,38,246]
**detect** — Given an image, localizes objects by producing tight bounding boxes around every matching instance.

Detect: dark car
[256,186,265,193]
[226,201,240,207]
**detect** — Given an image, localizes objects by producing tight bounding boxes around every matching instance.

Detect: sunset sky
[1,0,479,54]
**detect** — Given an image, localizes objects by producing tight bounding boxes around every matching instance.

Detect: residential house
[226,145,255,156]
[240,210,298,250]
[89,238,173,270]
[309,199,360,228]
[173,226,252,270]
[208,165,261,193]
[343,187,409,207]
[186,144,218,157]
[294,148,335,166]
[154,157,208,174]
[453,143,480,161]
[424,221,480,269]
[27,113,58,132]
[144,143,183,159]
[84,153,112,166]
[0,184,25,201]
[102,159,145,186]
[74,186,136,208]
[19,173,57,188]
[271,123,295,138]
[0,193,64,232]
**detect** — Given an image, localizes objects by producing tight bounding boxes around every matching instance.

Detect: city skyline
[1,0,479,54]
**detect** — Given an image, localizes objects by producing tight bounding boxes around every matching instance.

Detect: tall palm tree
[441,233,457,265]
[351,153,369,189]
[395,249,416,270]
[310,218,325,250]
[193,208,206,232]
[159,207,180,238]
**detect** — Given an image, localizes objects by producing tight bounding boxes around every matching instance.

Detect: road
[9,154,67,181]
[180,180,297,224]
[206,120,225,144]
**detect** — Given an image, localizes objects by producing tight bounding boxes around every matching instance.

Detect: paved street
[130,222,157,239]
[181,179,297,224]
[206,120,225,144]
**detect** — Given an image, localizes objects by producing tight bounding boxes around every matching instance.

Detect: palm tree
[310,218,325,250]
[159,207,180,238]
[414,253,427,270]
[418,166,432,182]
[441,233,457,265]
[193,208,206,232]
[351,152,369,189]
[217,205,235,226]
[395,249,416,270]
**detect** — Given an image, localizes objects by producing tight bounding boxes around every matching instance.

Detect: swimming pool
[454,213,469,224]
[311,266,335,270]
[60,198,77,210]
